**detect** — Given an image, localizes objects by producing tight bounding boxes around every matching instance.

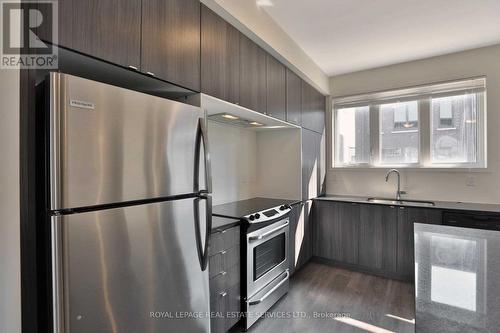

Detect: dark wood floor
[238,262,415,333]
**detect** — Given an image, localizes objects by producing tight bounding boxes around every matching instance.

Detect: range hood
[201,94,300,130]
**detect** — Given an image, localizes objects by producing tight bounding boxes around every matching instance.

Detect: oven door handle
[249,270,289,306]
[248,221,289,241]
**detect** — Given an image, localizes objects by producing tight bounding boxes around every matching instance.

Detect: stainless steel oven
[244,216,290,329]
[246,218,289,298]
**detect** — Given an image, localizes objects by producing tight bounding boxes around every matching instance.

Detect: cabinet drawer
[209,245,240,279]
[210,284,241,333]
[209,226,240,256]
[210,264,240,299]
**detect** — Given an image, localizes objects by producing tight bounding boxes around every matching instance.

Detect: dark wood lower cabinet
[313,201,359,265]
[359,205,398,273]
[209,226,241,333]
[397,207,442,280]
[312,201,443,281]
[295,201,314,272]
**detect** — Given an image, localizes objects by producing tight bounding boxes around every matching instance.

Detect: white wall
[328,44,500,204]
[200,0,329,94]
[256,129,301,201]
[208,121,258,205]
[209,121,302,205]
[0,69,21,332]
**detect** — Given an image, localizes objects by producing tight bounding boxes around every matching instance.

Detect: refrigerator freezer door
[51,198,210,333]
[50,73,207,210]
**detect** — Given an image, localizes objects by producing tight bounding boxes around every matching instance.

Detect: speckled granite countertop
[211,216,240,232]
[314,195,500,213]
[414,223,500,332]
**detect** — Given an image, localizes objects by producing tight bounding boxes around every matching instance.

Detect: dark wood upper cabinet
[302,82,326,134]
[239,34,267,114]
[302,129,323,200]
[141,0,201,91]
[201,5,240,104]
[50,0,141,68]
[286,69,302,126]
[265,55,286,121]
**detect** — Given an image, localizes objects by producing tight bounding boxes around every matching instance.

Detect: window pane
[431,94,478,164]
[380,101,419,164]
[335,106,370,165]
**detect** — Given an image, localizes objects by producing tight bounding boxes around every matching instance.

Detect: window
[380,101,419,164]
[431,94,478,164]
[332,78,486,168]
[334,106,370,166]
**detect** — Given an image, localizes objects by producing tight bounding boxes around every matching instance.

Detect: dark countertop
[414,223,500,332]
[211,216,240,232]
[314,195,500,213]
[212,197,300,219]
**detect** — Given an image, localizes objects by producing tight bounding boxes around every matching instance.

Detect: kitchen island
[414,223,500,332]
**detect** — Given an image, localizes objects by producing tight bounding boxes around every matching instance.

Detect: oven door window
[253,233,286,281]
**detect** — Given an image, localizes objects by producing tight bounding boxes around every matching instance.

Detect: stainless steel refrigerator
[48,73,212,333]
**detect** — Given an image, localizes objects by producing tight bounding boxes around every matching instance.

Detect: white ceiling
[261,0,500,76]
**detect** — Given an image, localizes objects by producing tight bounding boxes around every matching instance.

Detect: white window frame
[331,77,487,170]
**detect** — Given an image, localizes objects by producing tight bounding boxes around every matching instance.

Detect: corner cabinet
[313,201,359,265]
[53,0,142,69]
[141,0,201,91]
[302,82,326,134]
[201,5,240,104]
[302,129,324,200]
[239,34,267,114]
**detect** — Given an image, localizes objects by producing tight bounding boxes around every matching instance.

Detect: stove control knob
[279,205,286,211]
[249,215,255,221]
[255,213,260,219]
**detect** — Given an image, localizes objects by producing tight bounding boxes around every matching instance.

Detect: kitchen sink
[367,198,435,207]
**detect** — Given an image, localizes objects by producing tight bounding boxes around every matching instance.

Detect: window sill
[331,165,489,173]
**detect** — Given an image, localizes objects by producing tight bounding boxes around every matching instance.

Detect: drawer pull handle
[128,65,139,71]
[249,270,289,305]
[214,229,227,234]
[214,271,227,278]
[146,71,155,76]
[219,291,227,297]
[219,250,227,255]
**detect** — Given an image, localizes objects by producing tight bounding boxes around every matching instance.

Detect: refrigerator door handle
[193,195,212,271]
[194,117,212,194]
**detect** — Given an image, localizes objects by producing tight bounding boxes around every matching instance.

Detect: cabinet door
[295,200,313,271]
[337,203,360,264]
[201,5,240,104]
[397,207,442,280]
[313,201,359,264]
[286,69,302,126]
[239,35,267,114]
[266,55,286,120]
[359,205,398,273]
[312,200,335,259]
[288,202,303,275]
[142,0,201,91]
[302,129,323,200]
[50,0,141,68]
[302,82,326,134]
